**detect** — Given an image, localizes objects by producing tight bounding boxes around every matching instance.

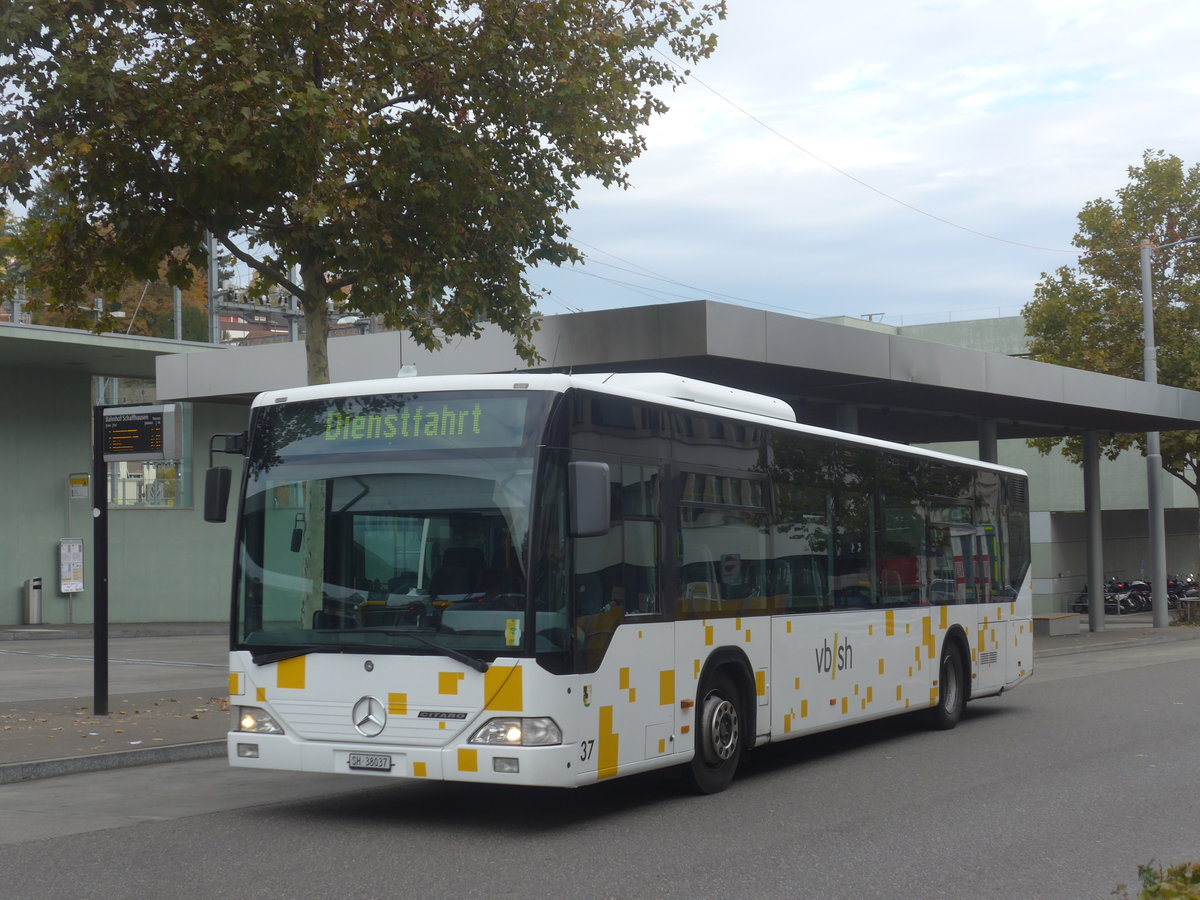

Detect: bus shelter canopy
[152,300,1200,445]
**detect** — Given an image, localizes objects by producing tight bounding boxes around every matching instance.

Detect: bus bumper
[227,733,580,788]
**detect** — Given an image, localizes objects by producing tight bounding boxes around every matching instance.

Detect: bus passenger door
[570,457,675,774]
[972,530,1006,693]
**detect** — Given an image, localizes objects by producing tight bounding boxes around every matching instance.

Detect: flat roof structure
[0,322,218,379]
[156,300,1200,444]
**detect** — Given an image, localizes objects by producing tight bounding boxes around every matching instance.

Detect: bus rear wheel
[931,642,966,730]
[685,671,743,794]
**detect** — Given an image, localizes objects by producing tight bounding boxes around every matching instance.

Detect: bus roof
[250,372,1027,477]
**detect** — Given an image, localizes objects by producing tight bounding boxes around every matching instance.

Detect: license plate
[348,752,393,771]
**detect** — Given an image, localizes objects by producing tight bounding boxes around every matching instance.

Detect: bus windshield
[234,391,549,661]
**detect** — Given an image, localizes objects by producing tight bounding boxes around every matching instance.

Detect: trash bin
[23,577,42,625]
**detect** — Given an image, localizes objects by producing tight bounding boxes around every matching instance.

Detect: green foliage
[0,207,15,306]
[1022,151,1200,493]
[1114,861,1200,899]
[0,0,725,383]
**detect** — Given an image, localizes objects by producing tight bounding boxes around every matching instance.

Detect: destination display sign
[265,394,532,459]
[102,404,182,461]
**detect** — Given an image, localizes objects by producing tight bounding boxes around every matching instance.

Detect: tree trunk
[299,263,331,386]
[297,264,330,626]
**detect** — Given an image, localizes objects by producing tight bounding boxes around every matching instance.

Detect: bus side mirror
[204,467,232,523]
[203,431,246,524]
[569,461,610,538]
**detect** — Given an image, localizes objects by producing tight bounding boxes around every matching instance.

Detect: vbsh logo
[815,635,853,677]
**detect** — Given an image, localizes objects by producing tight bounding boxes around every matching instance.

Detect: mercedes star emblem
[351,695,387,737]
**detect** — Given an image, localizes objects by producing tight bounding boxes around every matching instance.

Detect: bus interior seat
[429,566,472,596]
[429,547,486,596]
[478,566,522,595]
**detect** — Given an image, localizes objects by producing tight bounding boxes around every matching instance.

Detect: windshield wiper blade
[313,628,490,673]
[251,648,311,666]
[394,631,490,673]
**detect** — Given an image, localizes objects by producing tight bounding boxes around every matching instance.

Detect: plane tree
[0,0,725,383]
[1023,150,1200,524]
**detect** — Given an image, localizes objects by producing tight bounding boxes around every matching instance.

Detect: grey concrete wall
[0,362,246,626]
[0,365,94,625]
[104,401,246,624]
[900,316,1030,356]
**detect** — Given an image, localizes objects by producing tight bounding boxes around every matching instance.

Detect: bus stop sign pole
[92,405,109,716]
[90,402,181,716]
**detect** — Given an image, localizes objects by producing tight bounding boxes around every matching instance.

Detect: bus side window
[573,525,624,671]
[571,460,662,671]
[621,463,661,616]
[877,453,924,608]
[770,445,834,614]
[678,505,767,619]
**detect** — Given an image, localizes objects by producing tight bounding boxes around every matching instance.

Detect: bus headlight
[235,706,284,735]
[469,717,562,746]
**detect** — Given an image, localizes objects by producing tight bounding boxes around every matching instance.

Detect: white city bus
[206,372,1031,793]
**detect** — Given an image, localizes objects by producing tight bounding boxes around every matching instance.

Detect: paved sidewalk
[1,614,1198,784]
[1032,611,1200,656]
[0,623,228,784]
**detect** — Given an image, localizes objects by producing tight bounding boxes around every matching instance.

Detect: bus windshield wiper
[250,647,312,666]
[393,631,490,673]
[314,628,490,673]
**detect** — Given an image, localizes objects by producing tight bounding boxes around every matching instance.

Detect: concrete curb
[1036,639,1173,658]
[1034,629,1200,659]
[0,740,225,785]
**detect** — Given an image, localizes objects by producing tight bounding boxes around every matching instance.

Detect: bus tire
[931,641,966,730]
[685,670,743,794]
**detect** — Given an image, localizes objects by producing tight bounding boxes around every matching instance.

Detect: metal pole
[207,231,220,345]
[1083,430,1105,631]
[173,286,183,342]
[289,265,299,342]
[1140,242,1170,628]
[92,407,109,716]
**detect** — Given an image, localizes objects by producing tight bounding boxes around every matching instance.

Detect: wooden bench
[1033,613,1079,636]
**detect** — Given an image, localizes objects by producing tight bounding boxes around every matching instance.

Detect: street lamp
[1139,234,1200,628]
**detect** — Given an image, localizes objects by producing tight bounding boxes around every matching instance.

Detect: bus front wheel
[685,671,743,794]
[931,642,966,730]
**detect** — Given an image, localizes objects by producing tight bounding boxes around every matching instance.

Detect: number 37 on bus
[204,371,1031,794]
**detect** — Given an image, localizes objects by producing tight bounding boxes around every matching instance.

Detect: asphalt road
[2,640,1198,900]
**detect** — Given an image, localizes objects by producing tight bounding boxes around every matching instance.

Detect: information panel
[59,538,85,594]
[102,405,182,461]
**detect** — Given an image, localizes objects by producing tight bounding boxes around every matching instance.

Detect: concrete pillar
[978,418,998,464]
[834,404,858,434]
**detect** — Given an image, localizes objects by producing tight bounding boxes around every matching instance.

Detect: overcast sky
[529,0,1200,326]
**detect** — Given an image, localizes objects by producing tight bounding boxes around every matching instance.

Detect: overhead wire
[541,47,1125,319]
[657,50,1085,256]
[573,240,828,316]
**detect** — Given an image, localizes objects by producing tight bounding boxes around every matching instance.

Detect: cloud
[537,0,1200,325]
